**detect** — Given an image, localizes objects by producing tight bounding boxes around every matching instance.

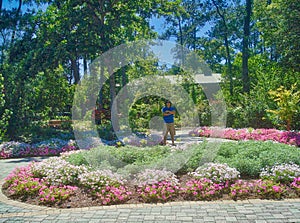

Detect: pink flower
[272,185,281,192]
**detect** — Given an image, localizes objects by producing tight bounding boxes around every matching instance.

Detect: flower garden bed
[189,127,300,147]
[2,140,300,208]
[0,139,78,159]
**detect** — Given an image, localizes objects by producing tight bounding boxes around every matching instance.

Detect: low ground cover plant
[214,140,300,178]
[2,140,300,208]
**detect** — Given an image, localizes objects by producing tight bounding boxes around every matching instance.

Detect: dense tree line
[0,0,299,141]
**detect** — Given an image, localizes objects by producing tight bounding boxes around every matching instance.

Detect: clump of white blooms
[189,162,240,183]
[60,150,85,159]
[0,141,30,157]
[79,169,126,190]
[260,163,300,183]
[31,157,89,185]
[133,169,179,187]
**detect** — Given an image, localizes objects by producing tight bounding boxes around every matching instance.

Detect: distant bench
[48,120,72,128]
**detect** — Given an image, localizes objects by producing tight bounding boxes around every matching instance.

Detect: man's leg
[162,123,168,145]
[169,123,175,145]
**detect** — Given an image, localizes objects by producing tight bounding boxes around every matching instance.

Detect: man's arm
[168,110,175,115]
[163,109,175,116]
[163,110,170,116]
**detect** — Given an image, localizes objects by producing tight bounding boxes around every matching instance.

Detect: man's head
[165,100,171,107]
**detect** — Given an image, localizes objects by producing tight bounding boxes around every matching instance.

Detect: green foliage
[225,54,297,129]
[214,141,300,178]
[96,122,117,141]
[267,84,300,130]
[111,145,172,166]
[29,66,74,120]
[129,96,165,132]
[67,145,173,173]
[66,151,89,166]
[0,73,11,141]
[2,61,74,141]
[1,0,300,138]
[178,142,207,173]
[254,0,300,71]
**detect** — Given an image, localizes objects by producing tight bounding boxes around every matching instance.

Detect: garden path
[0,132,300,222]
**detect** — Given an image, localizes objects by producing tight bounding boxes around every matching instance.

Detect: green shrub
[178,142,208,174]
[66,150,89,166]
[214,141,300,178]
[110,145,171,165]
[84,146,126,170]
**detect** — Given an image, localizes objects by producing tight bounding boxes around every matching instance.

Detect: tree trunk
[121,66,128,99]
[83,56,88,74]
[11,0,22,45]
[212,0,233,95]
[99,65,104,108]
[242,0,252,93]
[178,17,185,66]
[71,58,80,84]
[109,69,120,131]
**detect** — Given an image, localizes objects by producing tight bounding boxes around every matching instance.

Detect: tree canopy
[0,0,299,141]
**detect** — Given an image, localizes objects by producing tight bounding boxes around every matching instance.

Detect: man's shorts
[163,123,175,136]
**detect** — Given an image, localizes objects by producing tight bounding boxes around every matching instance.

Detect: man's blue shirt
[162,106,175,123]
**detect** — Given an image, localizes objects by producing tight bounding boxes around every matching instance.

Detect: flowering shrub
[260,163,300,184]
[254,180,287,199]
[79,170,130,205]
[133,169,179,186]
[134,169,180,202]
[230,179,287,200]
[182,178,225,201]
[79,170,126,189]
[230,180,255,200]
[95,185,130,205]
[3,164,44,197]
[60,150,85,159]
[4,163,78,204]
[189,163,240,184]
[3,159,300,207]
[0,140,78,159]
[39,185,78,205]
[0,141,31,158]
[31,157,89,185]
[33,138,71,149]
[291,177,300,195]
[189,127,300,146]
[137,181,180,203]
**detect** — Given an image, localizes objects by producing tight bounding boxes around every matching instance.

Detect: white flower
[133,169,179,186]
[189,162,240,183]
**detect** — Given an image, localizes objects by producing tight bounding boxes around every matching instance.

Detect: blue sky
[150,15,211,38]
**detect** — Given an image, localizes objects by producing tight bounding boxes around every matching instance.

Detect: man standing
[162,100,176,146]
